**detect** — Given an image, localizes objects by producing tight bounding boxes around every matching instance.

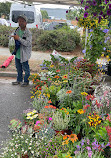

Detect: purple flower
[98,16,101,23]
[103,14,106,19]
[109,4,111,9]
[88,151,92,158]
[81,139,85,146]
[66,10,68,13]
[82,49,86,54]
[86,138,90,145]
[85,6,89,10]
[81,0,84,4]
[103,47,106,50]
[90,34,92,37]
[90,29,93,32]
[99,11,103,15]
[86,1,91,4]
[103,29,109,33]
[105,0,109,4]
[76,145,81,150]
[93,12,97,16]
[107,9,111,16]
[92,0,97,6]
[74,151,80,155]
[101,143,105,148]
[86,146,91,151]
[76,17,78,21]
[84,12,88,18]
[90,45,92,49]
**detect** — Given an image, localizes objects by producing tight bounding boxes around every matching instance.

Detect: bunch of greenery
[0,25,81,52]
[85,28,109,63]
[31,95,48,112]
[37,28,80,52]
[52,110,70,131]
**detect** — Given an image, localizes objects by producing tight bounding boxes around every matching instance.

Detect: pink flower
[49,117,52,121]
[104,90,109,97]
[35,121,40,125]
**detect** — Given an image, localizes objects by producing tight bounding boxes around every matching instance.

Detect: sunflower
[68,134,78,143]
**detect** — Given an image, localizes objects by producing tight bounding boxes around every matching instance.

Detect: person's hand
[11,34,19,40]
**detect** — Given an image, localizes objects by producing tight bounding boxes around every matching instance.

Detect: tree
[41,10,49,19]
[66,8,84,20]
[0,2,11,19]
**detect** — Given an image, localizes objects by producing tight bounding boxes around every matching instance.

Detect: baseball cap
[17,15,28,22]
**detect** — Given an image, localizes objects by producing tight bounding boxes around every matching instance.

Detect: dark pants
[15,57,30,83]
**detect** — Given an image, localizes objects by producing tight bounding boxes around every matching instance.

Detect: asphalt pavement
[0,78,33,151]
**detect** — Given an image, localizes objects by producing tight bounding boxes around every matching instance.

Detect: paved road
[0,78,33,150]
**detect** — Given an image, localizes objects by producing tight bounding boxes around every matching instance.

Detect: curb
[0,71,17,78]
[0,71,37,78]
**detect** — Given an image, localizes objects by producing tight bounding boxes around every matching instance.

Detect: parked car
[0,18,9,26]
[44,21,67,30]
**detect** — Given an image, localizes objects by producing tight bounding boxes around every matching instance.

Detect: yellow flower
[26,116,31,119]
[63,80,68,83]
[77,109,84,114]
[106,55,109,59]
[50,64,54,68]
[81,92,88,96]
[33,110,37,113]
[33,114,38,118]
[101,54,104,57]
[47,93,50,98]
[31,96,34,99]
[27,112,32,116]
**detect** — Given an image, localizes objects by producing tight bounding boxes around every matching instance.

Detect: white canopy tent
[8,0,80,6]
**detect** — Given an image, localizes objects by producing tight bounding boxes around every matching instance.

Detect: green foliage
[0,2,11,19]
[37,29,80,52]
[41,10,49,19]
[86,28,107,63]
[66,8,84,20]
[0,25,81,52]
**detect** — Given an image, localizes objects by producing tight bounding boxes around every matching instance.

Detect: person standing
[12,15,32,87]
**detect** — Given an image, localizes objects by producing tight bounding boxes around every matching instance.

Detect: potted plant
[52,110,70,135]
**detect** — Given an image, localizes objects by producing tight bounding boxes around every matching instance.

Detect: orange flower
[63,135,68,140]
[68,134,78,143]
[49,105,56,109]
[56,69,60,72]
[48,100,52,104]
[66,90,72,94]
[44,106,49,109]
[63,75,68,79]
[62,139,69,145]
[54,75,60,79]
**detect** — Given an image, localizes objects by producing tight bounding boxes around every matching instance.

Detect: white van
[9,3,43,29]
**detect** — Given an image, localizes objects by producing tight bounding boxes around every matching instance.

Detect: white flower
[31,151,34,154]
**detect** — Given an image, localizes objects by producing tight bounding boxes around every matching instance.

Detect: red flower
[56,69,60,72]
[86,94,95,100]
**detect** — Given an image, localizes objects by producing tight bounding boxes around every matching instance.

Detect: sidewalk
[0,47,76,77]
